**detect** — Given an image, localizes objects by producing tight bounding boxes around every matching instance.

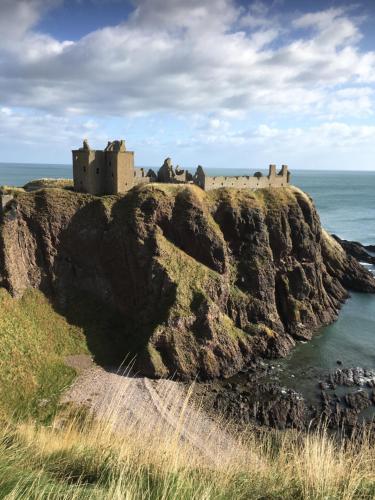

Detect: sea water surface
[1,163,374,399]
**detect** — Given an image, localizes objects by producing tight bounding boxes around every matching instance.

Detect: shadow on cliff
[50,190,177,370]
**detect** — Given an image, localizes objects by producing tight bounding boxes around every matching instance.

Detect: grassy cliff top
[23,178,74,192]
[0,174,311,214]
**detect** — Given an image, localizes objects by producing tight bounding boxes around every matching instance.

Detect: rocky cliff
[1,184,374,379]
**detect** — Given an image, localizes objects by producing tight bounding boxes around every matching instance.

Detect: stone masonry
[72,139,290,195]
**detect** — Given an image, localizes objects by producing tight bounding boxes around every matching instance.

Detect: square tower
[72,139,135,195]
[104,140,135,194]
[72,140,105,195]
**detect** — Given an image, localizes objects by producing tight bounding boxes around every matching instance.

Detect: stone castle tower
[72,139,135,195]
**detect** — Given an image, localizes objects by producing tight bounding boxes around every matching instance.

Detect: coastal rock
[0,184,374,379]
[210,382,308,430]
[332,235,375,265]
[195,364,375,432]
[345,390,371,411]
[328,368,375,388]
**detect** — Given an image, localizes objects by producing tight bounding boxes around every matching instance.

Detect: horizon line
[0,161,374,173]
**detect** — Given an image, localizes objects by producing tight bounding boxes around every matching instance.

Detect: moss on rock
[0,184,374,380]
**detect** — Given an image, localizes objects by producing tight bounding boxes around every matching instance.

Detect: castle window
[83,166,86,172]
[96,168,100,174]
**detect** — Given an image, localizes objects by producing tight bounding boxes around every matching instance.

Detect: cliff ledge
[1,184,374,379]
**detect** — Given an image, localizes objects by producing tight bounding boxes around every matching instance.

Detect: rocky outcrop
[332,235,375,265]
[0,184,374,380]
[198,366,375,432]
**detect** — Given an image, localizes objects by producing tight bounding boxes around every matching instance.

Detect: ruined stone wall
[73,140,290,195]
[200,165,289,191]
[134,168,152,186]
[174,171,189,183]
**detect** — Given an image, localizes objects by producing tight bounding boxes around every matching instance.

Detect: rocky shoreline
[195,233,375,434]
[194,365,375,434]
[332,235,375,265]
[196,231,375,434]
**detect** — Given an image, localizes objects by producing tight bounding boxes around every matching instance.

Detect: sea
[1,163,374,401]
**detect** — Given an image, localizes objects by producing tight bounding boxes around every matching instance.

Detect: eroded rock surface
[194,365,375,433]
[332,235,375,265]
[0,184,374,379]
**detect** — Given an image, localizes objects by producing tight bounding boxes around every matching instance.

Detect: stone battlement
[72,139,290,195]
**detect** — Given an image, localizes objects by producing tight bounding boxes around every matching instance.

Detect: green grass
[23,178,74,191]
[0,391,372,499]
[0,288,88,422]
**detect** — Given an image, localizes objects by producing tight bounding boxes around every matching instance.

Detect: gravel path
[62,361,241,466]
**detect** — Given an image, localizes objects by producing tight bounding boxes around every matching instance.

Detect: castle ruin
[72,139,290,195]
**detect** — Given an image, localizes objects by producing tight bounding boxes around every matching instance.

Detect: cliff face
[1,185,374,379]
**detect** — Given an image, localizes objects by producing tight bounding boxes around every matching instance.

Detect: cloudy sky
[1,0,375,170]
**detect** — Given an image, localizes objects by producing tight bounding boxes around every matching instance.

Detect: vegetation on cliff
[1,184,374,379]
[0,288,88,421]
[0,183,374,498]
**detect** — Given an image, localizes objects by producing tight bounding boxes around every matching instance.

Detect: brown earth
[0,184,374,380]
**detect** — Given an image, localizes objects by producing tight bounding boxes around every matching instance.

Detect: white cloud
[293,8,361,47]
[250,122,375,150]
[0,0,374,117]
[0,0,374,169]
[0,107,106,147]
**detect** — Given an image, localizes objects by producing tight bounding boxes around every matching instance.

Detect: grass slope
[0,288,88,422]
[0,387,373,499]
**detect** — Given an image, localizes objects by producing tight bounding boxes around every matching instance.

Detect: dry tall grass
[1,375,374,500]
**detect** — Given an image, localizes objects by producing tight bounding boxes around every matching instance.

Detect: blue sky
[1,0,375,170]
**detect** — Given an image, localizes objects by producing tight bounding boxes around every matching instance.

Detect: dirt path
[62,359,241,466]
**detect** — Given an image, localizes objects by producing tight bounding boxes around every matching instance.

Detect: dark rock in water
[336,360,342,365]
[332,235,375,264]
[0,186,374,379]
[317,367,375,431]
[211,381,308,430]
[196,364,375,434]
[330,368,375,387]
[345,391,371,411]
[365,244,375,253]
